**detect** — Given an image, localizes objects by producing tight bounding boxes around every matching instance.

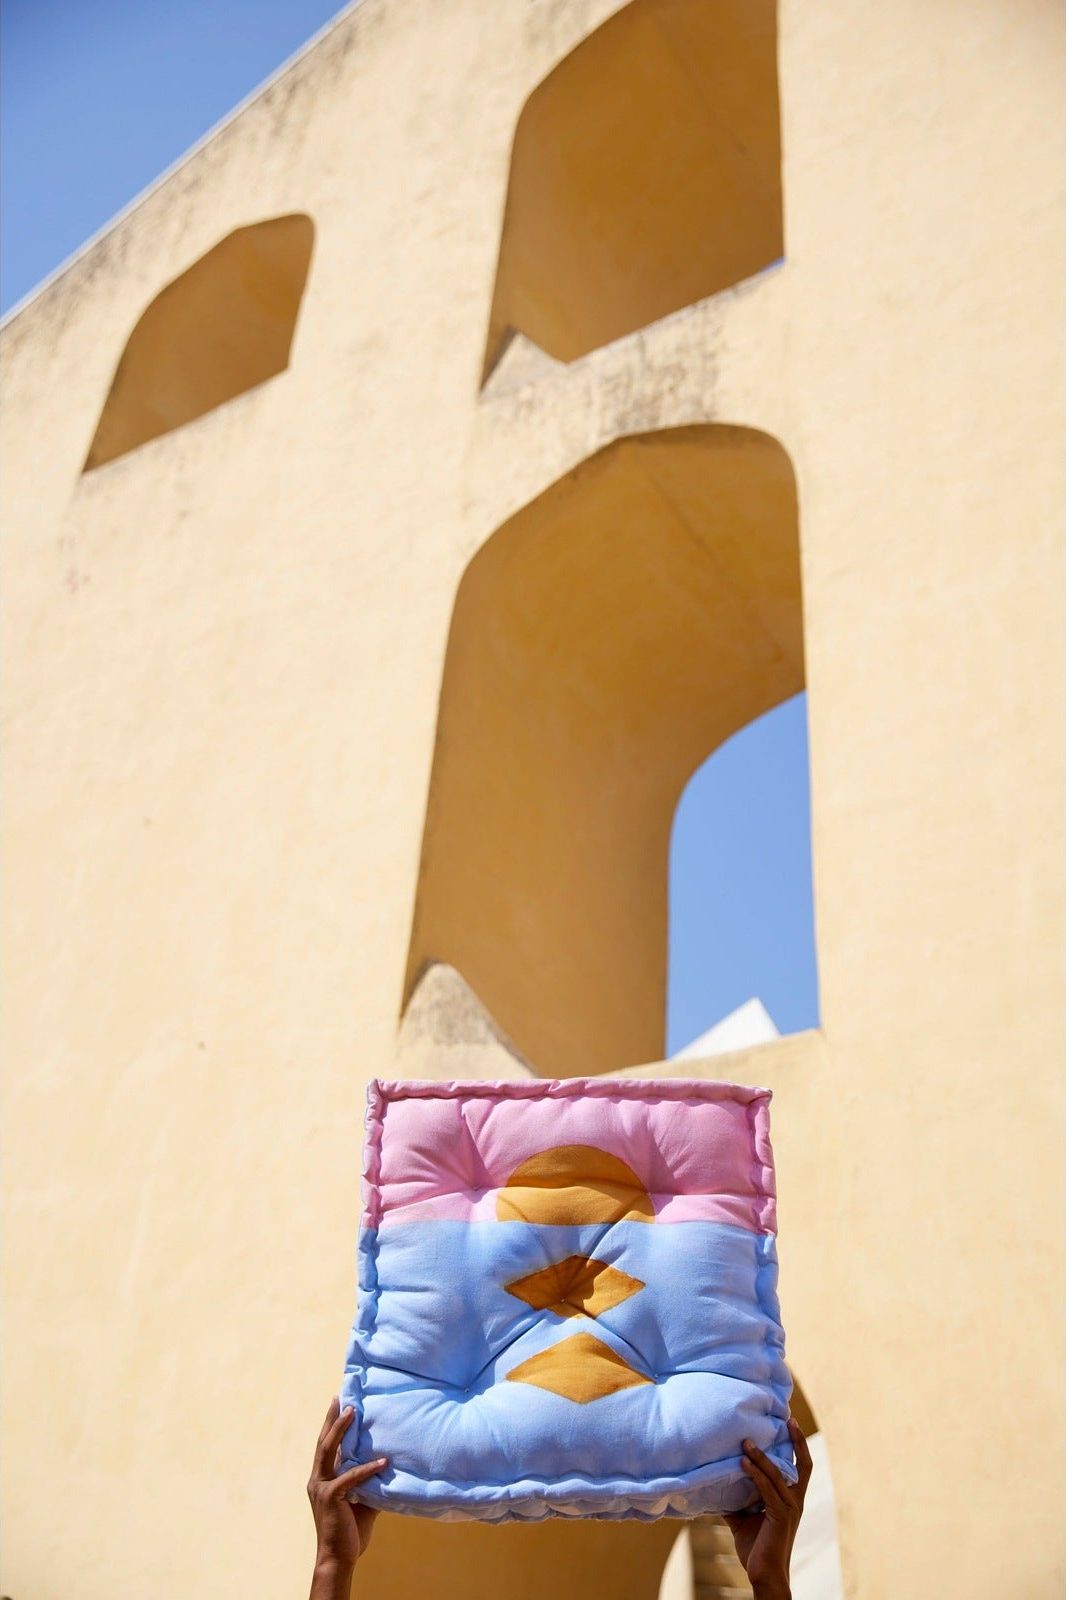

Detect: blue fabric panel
[339,1221,794,1521]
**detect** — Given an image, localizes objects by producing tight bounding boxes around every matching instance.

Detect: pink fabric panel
[367,1078,776,1234]
[379,1190,766,1229]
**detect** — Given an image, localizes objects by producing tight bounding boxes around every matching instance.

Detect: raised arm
[723,1415,813,1600]
[307,1397,387,1600]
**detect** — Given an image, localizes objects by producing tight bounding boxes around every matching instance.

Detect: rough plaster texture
[1,1,1064,1597]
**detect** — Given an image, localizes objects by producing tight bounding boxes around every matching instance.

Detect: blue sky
[1,0,819,1053]
[668,694,818,1049]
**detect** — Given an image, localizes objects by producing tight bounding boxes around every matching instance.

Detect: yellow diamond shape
[505,1255,645,1319]
[506,1332,652,1404]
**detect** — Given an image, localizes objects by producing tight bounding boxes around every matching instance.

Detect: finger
[788,1416,814,1486]
[743,1438,791,1493]
[353,1504,380,1555]
[317,1396,339,1444]
[312,1397,340,1473]
[321,1403,357,1475]
[315,1403,355,1479]
[741,1445,790,1512]
[327,1457,388,1499]
[741,1455,789,1513]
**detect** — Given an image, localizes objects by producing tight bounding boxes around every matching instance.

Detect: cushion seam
[346,1076,793,1506]
[375,1077,771,1107]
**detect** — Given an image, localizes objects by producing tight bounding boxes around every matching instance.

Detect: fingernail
[373,1456,387,1467]
[342,1406,354,1417]
[743,1438,754,1450]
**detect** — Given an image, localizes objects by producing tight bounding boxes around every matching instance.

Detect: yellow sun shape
[495,1144,655,1225]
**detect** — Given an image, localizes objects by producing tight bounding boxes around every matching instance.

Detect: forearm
[309,1555,354,1600]
[753,1583,791,1600]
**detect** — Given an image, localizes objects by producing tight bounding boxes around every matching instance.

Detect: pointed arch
[483,0,782,379]
[404,424,805,1076]
[83,213,314,471]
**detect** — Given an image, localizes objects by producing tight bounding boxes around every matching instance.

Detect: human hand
[723,1416,813,1600]
[307,1396,387,1600]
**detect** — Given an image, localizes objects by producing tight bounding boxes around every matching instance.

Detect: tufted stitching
[344,1076,794,1504]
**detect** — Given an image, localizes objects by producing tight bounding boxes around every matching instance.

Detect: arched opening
[404,424,805,1077]
[483,0,782,379]
[667,692,820,1056]
[83,212,313,471]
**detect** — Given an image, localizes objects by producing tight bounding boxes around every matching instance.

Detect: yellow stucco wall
[1,2,1063,1597]
[406,424,803,1078]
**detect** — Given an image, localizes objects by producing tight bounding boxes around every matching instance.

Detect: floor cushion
[338,1076,795,1521]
